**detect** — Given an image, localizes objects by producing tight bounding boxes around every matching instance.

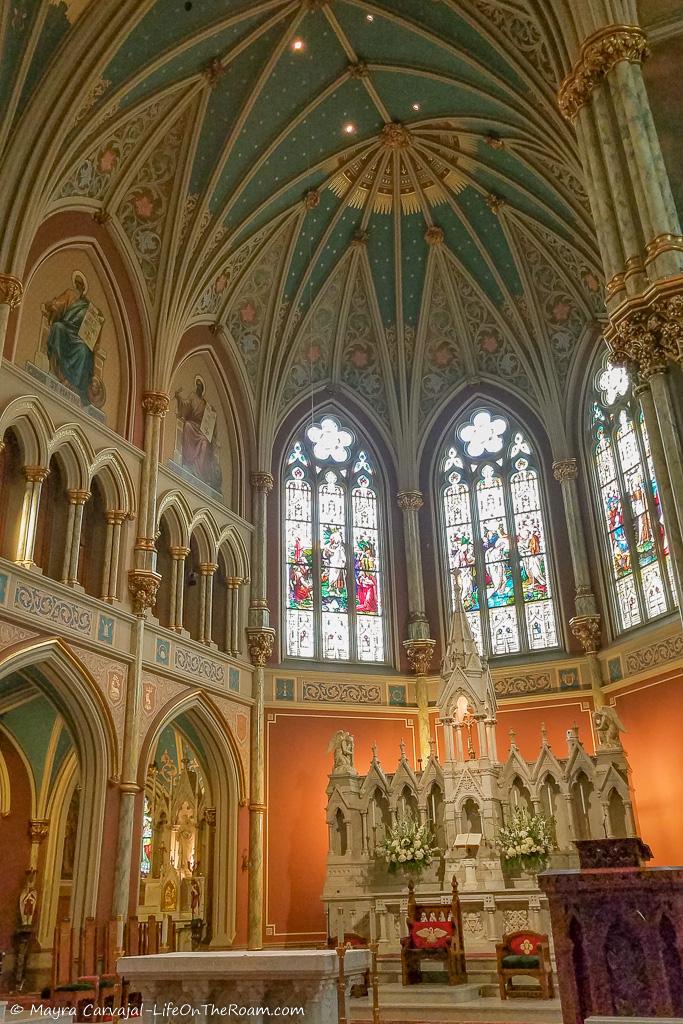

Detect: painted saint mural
[42,271,105,407]
[174,376,223,493]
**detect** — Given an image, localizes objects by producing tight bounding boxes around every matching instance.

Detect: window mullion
[611,414,647,622]
[346,471,356,661]
[312,464,323,662]
[634,403,674,610]
[504,464,529,652]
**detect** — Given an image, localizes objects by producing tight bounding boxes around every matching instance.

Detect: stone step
[350,984,562,1023]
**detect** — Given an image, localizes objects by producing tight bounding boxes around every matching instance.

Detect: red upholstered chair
[400,877,467,986]
[496,930,554,999]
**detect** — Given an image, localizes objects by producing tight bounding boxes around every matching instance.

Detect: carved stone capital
[570,613,601,655]
[29,819,49,844]
[558,25,649,121]
[23,465,50,484]
[204,807,217,828]
[141,391,170,418]
[127,569,162,617]
[552,458,578,482]
[246,626,275,666]
[199,562,219,576]
[396,490,424,511]
[67,488,91,506]
[403,638,436,676]
[250,471,274,493]
[0,273,23,308]
[609,292,683,378]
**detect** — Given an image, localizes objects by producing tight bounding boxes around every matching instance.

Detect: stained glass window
[440,409,559,657]
[284,417,386,662]
[588,357,676,632]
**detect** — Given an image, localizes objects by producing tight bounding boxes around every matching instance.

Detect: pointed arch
[0,638,117,927]
[0,396,53,466]
[137,690,245,943]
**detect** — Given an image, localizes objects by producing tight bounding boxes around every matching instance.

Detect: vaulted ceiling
[0,0,629,456]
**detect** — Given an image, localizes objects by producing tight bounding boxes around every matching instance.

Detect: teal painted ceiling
[3,0,607,436]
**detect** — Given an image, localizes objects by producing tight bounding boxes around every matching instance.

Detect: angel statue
[592,705,627,750]
[328,730,356,774]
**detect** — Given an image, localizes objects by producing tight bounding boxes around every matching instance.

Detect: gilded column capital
[0,273,23,308]
[396,490,424,511]
[552,458,578,482]
[106,509,129,526]
[246,626,276,666]
[403,638,436,676]
[558,25,649,122]
[169,545,191,559]
[141,391,170,418]
[250,471,274,493]
[199,562,219,576]
[608,293,683,379]
[28,819,49,843]
[67,488,91,505]
[127,568,162,616]
[23,465,50,483]
[569,613,602,655]
[226,576,243,588]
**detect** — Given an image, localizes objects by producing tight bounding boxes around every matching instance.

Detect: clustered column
[102,510,129,602]
[168,545,190,631]
[114,391,169,922]
[553,5,683,624]
[552,459,604,705]
[15,465,49,567]
[397,490,435,762]
[246,471,275,950]
[226,577,243,656]
[198,562,218,645]
[61,488,91,586]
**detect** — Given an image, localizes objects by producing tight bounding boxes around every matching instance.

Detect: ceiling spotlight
[412,102,420,111]
[292,37,305,52]
[366,14,374,21]
[343,123,356,135]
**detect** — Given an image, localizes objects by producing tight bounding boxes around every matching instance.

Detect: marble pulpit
[119,949,371,1024]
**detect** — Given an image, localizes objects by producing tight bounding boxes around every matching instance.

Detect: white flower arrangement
[375,817,440,875]
[497,809,554,874]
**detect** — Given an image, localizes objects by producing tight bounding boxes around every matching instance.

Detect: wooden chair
[400,876,467,986]
[496,930,554,999]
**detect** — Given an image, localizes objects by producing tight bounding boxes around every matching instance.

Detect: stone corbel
[128,568,162,617]
[0,273,23,308]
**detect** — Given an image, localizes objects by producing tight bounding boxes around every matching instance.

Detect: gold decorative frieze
[494,672,553,696]
[302,680,382,705]
[558,25,649,122]
[0,273,23,308]
[624,632,683,675]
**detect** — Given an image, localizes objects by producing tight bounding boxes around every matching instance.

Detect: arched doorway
[137,697,243,946]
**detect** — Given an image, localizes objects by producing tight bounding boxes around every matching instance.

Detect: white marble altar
[119,949,371,1024]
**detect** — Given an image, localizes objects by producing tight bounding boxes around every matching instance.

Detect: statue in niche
[174,375,223,492]
[328,730,356,774]
[161,879,177,912]
[175,800,196,873]
[18,869,38,928]
[42,271,106,407]
[593,706,627,750]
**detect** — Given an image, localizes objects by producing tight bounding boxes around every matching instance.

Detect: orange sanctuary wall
[612,672,683,867]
